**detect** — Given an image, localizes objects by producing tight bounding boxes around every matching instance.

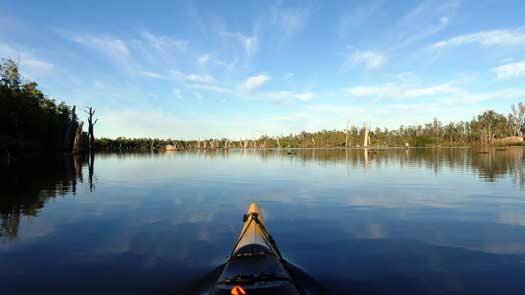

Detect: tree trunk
[363,123,369,148]
[346,120,350,148]
[73,122,84,153]
[64,106,78,152]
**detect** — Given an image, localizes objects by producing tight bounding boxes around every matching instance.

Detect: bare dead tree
[511,102,525,137]
[82,106,98,151]
[88,152,95,192]
[363,123,370,148]
[346,119,350,148]
[73,122,84,153]
[64,106,78,151]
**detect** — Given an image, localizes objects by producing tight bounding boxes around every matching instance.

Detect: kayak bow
[209,203,302,295]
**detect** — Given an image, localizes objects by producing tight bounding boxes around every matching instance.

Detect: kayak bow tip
[247,202,264,223]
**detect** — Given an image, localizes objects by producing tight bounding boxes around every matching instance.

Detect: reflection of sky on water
[1,148,525,294]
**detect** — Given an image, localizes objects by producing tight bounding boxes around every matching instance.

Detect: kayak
[209,203,302,295]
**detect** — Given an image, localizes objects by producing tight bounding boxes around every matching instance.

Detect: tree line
[1,58,97,156]
[97,103,525,150]
[1,57,524,154]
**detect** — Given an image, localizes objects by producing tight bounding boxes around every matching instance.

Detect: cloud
[346,82,461,99]
[433,29,525,49]
[197,53,237,71]
[437,88,525,104]
[187,83,231,94]
[376,103,441,114]
[389,1,457,50]
[295,92,314,101]
[173,88,183,99]
[0,44,55,76]
[186,73,216,84]
[135,70,167,79]
[492,61,525,79]
[404,84,459,97]
[306,104,364,114]
[197,54,210,65]
[270,3,310,41]
[241,74,270,92]
[165,70,215,83]
[193,92,203,99]
[338,1,383,39]
[66,33,133,66]
[284,72,294,79]
[141,31,187,50]
[221,31,258,56]
[259,90,314,101]
[98,109,197,138]
[344,50,386,70]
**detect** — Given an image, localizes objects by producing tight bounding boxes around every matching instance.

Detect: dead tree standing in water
[363,123,370,148]
[88,152,95,191]
[64,106,78,152]
[73,122,84,153]
[346,119,350,148]
[82,107,98,151]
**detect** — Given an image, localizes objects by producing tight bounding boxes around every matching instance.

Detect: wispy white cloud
[347,82,461,99]
[295,92,314,101]
[270,2,310,41]
[141,31,188,50]
[187,83,231,94]
[389,1,457,50]
[221,31,258,56]
[338,1,383,39]
[135,70,167,79]
[69,33,132,65]
[437,88,525,104]
[193,91,203,99]
[433,29,525,49]
[0,44,55,77]
[343,50,386,70]
[18,57,55,74]
[492,61,525,79]
[173,88,183,99]
[186,73,216,84]
[376,103,441,114]
[196,53,235,70]
[306,104,364,114]
[258,90,314,101]
[98,109,196,138]
[197,54,210,65]
[138,69,217,84]
[241,74,270,92]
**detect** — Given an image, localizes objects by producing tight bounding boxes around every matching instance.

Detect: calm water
[1,148,525,294]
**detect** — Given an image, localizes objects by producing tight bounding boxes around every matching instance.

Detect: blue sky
[1,0,525,139]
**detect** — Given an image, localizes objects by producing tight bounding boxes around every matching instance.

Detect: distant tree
[82,106,98,151]
[0,58,20,88]
[511,102,525,137]
[1,58,75,152]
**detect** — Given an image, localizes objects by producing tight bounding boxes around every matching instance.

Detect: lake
[1,148,525,294]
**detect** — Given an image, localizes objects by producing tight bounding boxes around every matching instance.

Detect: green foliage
[2,57,524,152]
[414,136,435,147]
[95,105,525,151]
[0,59,74,152]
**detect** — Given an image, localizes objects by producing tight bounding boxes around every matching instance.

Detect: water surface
[1,148,525,294]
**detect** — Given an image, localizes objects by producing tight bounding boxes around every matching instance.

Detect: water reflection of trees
[155,148,523,185]
[0,153,95,241]
[254,147,525,186]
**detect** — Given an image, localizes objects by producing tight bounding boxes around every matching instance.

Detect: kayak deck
[209,203,301,295]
